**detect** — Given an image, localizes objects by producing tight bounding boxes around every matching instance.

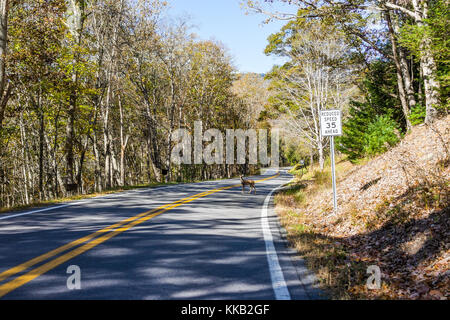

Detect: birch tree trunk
[414,0,440,123]
[19,117,29,205]
[65,0,86,186]
[102,83,112,188]
[385,0,441,123]
[119,95,129,187]
[391,14,417,113]
[38,102,44,200]
[0,0,11,128]
[385,10,412,130]
[92,128,103,192]
[318,139,324,171]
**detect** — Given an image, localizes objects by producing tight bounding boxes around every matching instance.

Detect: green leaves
[398,0,449,106]
[363,114,401,157]
[409,104,426,126]
[337,100,374,162]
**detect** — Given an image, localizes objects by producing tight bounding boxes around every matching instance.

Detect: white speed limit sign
[320,110,342,137]
[320,109,342,213]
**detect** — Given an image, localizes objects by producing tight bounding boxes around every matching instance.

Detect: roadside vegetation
[0,0,268,210]
[275,116,449,299]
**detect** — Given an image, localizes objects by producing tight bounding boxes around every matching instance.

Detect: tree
[363,114,401,156]
[383,0,442,123]
[231,73,269,128]
[0,0,269,208]
[0,0,11,129]
[246,0,444,124]
[399,0,449,114]
[64,0,88,190]
[9,0,66,199]
[265,20,354,170]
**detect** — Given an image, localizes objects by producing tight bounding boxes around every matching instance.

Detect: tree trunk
[421,47,440,123]
[65,0,86,187]
[144,98,162,182]
[399,47,417,111]
[19,116,29,205]
[66,95,76,185]
[44,133,66,197]
[318,140,324,171]
[418,64,424,107]
[412,0,440,123]
[92,130,102,192]
[102,81,112,189]
[119,95,129,187]
[392,14,417,112]
[0,0,10,128]
[76,137,88,194]
[38,107,44,200]
[385,10,412,130]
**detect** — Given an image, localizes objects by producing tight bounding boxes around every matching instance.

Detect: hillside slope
[276,115,449,299]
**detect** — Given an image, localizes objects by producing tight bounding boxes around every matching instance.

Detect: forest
[0,0,271,208]
[0,0,448,210]
[249,0,448,168]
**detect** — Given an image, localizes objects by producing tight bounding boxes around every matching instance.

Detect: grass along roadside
[0,169,265,215]
[0,181,181,215]
[275,159,365,299]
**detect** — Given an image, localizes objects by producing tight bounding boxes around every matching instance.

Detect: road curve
[0,170,320,300]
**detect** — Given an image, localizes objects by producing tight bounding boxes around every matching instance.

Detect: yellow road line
[0,188,223,284]
[0,173,280,298]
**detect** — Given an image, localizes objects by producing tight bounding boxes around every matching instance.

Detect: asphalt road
[0,169,321,300]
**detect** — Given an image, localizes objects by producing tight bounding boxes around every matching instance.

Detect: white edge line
[261,178,292,300]
[0,175,260,221]
[0,203,77,221]
[0,185,174,221]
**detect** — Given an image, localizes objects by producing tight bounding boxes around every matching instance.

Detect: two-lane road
[0,170,320,300]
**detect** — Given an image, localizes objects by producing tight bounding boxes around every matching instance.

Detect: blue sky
[166,0,296,74]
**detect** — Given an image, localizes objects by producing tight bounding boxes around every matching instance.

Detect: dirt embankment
[276,115,449,299]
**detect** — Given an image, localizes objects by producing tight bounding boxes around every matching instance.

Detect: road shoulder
[266,179,326,300]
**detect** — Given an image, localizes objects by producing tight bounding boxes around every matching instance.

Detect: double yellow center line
[0,173,279,298]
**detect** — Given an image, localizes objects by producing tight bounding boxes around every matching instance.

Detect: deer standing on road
[240,175,256,194]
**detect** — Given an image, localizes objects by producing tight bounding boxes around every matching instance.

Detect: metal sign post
[330,135,338,211]
[320,110,342,213]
